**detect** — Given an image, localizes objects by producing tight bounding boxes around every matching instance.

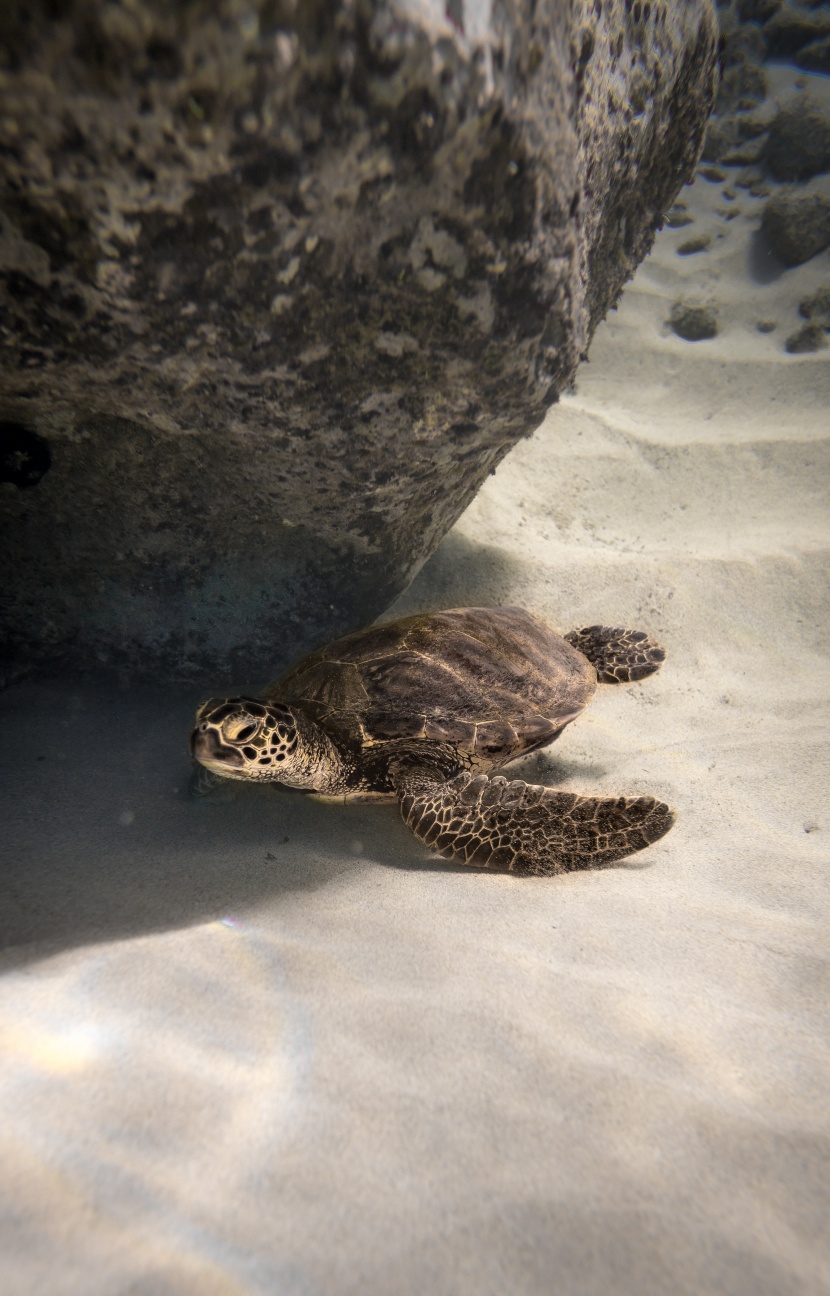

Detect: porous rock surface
[763,93,830,182]
[760,191,830,265]
[0,0,718,684]
[799,284,830,329]
[668,299,719,340]
[704,5,830,179]
[784,321,828,352]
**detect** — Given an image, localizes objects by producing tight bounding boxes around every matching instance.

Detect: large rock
[795,36,830,73]
[763,94,830,182]
[0,0,718,684]
[763,2,830,58]
[760,191,830,265]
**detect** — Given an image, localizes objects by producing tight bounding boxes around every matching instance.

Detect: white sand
[2,66,829,1296]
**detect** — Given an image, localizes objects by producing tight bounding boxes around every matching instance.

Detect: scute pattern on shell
[268,607,597,766]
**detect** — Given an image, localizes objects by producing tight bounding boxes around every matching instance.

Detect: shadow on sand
[384,531,529,618]
[746,227,787,286]
[1,535,617,970]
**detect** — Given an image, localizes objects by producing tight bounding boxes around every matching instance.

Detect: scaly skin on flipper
[395,768,675,876]
[564,625,666,684]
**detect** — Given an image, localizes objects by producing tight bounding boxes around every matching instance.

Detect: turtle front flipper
[565,625,666,683]
[188,761,238,801]
[393,768,675,876]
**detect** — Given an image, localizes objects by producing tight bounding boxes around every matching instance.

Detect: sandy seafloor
[2,68,830,1296]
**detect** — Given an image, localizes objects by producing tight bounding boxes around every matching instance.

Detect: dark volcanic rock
[705,6,770,153]
[795,35,830,72]
[701,116,740,163]
[737,109,775,141]
[715,60,768,113]
[722,140,763,166]
[763,94,830,182]
[760,192,830,265]
[785,322,828,353]
[669,301,719,340]
[664,205,695,228]
[735,0,781,23]
[799,285,830,328]
[0,0,719,684]
[764,2,830,57]
[698,164,729,182]
[677,233,713,254]
[720,19,767,68]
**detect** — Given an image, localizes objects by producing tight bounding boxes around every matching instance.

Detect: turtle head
[190,697,303,783]
[190,696,346,791]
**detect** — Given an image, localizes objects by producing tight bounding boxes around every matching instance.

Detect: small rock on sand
[677,234,713,255]
[664,205,694,228]
[785,323,829,354]
[669,302,719,341]
[799,286,830,329]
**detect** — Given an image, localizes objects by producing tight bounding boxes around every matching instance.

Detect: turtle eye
[222,717,260,744]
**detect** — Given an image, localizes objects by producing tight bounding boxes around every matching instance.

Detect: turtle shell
[267,607,597,771]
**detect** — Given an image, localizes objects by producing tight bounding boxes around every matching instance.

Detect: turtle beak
[190,727,245,768]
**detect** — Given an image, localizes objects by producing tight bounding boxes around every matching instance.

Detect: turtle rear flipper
[394,768,674,876]
[565,625,666,684]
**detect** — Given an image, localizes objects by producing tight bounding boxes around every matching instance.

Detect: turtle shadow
[0,681,385,971]
[506,751,611,785]
[389,853,655,876]
[0,679,627,972]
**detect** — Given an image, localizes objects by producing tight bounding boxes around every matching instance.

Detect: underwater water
[2,54,829,1296]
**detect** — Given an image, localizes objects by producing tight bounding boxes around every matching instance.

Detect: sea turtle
[190,607,674,876]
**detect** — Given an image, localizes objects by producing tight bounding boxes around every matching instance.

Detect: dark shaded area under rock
[0,421,51,489]
[0,0,719,684]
